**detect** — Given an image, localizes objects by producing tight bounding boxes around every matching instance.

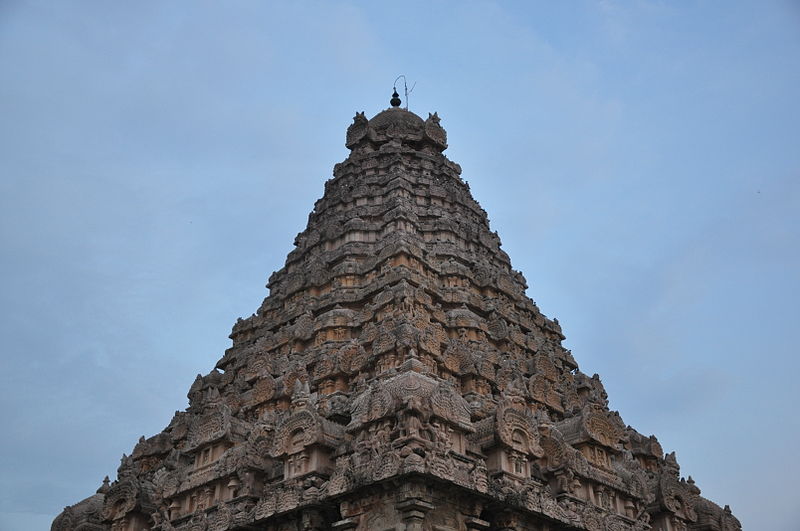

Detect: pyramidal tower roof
[53,94,741,531]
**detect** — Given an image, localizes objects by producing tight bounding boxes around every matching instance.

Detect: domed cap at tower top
[345,92,448,152]
[369,106,425,133]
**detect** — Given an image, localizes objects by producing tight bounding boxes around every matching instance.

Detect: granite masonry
[53,94,741,531]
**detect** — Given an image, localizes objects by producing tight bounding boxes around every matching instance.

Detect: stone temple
[53,93,741,531]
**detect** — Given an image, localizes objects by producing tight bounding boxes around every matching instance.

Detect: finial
[392,75,416,110]
[96,476,111,494]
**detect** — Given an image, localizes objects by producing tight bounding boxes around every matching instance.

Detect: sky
[0,1,798,529]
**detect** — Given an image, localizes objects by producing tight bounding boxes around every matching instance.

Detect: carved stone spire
[53,100,740,531]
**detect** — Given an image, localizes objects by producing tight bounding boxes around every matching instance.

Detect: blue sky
[1,1,798,529]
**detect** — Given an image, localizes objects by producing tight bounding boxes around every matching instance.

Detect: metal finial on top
[392,75,415,109]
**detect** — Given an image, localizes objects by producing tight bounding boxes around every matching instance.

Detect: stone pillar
[396,498,434,531]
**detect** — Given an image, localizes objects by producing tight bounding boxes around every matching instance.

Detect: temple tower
[53,94,741,531]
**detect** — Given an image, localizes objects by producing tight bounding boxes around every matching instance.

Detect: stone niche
[271,399,343,480]
[555,404,625,467]
[284,439,332,480]
[192,441,231,471]
[472,398,544,481]
[166,476,240,521]
[101,473,155,531]
[347,368,474,457]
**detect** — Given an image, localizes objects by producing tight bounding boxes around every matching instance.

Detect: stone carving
[250,375,275,404]
[487,311,509,341]
[424,112,448,150]
[54,96,738,531]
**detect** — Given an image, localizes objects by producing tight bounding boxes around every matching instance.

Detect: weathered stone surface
[54,96,740,531]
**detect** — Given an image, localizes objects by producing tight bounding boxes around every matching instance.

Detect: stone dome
[345,106,447,152]
[368,107,425,133]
